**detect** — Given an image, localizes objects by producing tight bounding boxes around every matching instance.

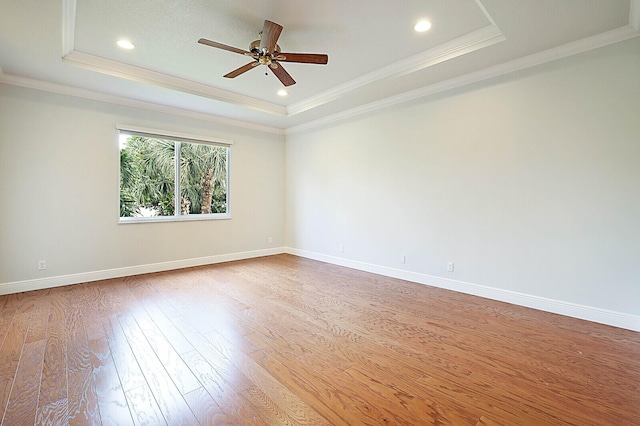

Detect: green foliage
[119,135,227,217]
[210,180,227,214]
[119,148,138,217]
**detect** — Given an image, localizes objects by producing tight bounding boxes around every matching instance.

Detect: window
[118,126,231,222]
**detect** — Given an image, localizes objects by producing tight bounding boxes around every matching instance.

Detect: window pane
[120,135,175,217]
[179,142,228,215]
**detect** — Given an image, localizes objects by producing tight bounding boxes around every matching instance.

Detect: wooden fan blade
[224,62,259,78]
[198,38,251,55]
[260,20,283,54]
[269,63,296,86]
[276,53,328,65]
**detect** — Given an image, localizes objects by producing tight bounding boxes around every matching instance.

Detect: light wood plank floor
[0,254,638,425]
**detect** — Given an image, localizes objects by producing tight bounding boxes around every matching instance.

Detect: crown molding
[286,0,505,116]
[286,24,505,116]
[61,0,76,56]
[0,72,285,135]
[631,0,640,30]
[286,25,640,135]
[61,0,285,116]
[13,0,636,135]
[62,51,287,116]
[473,0,499,28]
[61,0,504,119]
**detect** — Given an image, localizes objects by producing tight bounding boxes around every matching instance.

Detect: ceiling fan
[198,20,328,87]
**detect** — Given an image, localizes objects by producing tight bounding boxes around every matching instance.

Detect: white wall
[0,85,285,287]
[286,38,640,323]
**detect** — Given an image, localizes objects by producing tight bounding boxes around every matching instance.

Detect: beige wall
[1,37,638,328]
[286,38,640,319]
[0,85,285,285]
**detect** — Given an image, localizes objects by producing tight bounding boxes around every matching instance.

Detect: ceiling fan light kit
[198,20,329,87]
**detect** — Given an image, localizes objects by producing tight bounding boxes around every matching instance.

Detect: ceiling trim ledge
[60,0,286,116]
[0,72,285,135]
[61,0,505,119]
[286,24,505,116]
[62,51,287,116]
[286,25,640,135]
[631,0,640,30]
[61,0,76,56]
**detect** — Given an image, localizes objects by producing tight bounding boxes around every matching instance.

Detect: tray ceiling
[0,0,638,132]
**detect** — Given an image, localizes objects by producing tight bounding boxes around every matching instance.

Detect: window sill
[118,214,231,224]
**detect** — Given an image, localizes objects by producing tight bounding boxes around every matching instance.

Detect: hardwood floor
[0,254,638,425]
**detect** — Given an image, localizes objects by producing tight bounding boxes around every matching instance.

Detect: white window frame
[117,124,233,224]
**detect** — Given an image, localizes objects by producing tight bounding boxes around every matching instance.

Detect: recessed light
[117,40,135,49]
[414,20,432,33]
[277,89,288,97]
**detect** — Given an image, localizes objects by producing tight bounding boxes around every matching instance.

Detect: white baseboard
[0,247,285,296]
[285,247,640,332]
[3,247,638,332]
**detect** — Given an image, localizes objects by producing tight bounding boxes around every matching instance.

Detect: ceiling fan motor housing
[250,39,280,55]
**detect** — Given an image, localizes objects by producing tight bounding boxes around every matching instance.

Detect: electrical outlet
[401,255,406,264]
[38,260,46,270]
[268,237,273,244]
[447,262,454,272]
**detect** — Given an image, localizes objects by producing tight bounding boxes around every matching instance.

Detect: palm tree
[179,143,227,214]
[119,148,138,216]
[119,135,227,217]
[119,136,175,216]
